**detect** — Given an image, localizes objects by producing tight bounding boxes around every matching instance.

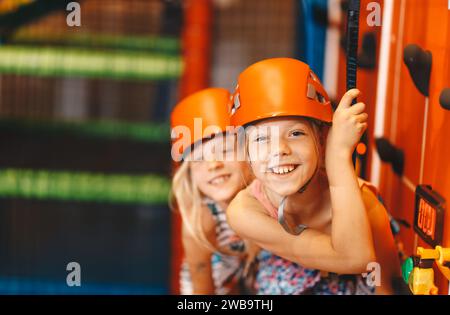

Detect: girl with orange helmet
[227,58,400,294]
[170,88,255,294]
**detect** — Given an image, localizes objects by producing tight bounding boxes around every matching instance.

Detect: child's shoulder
[228,182,267,217]
[357,178,393,234]
[229,184,257,210]
[357,177,378,196]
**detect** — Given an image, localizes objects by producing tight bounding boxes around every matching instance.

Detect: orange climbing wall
[420,0,450,294]
[376,0,450,294]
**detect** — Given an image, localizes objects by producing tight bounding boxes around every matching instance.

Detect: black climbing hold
[395,218,411,229]
[439,88,450,110]
[375,137,405,176]
[389,217,401,235]
[389,216,411,236]
[403,44,432,97]
[358,32,377,69]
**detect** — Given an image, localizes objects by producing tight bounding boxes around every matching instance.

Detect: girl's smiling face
[188,134,251,204]
[247,117,321,197]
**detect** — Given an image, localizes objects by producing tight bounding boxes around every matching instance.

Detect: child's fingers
[338,89,361,109]
[357,122,368,133]
[354,112,368,123]
[348,102,366,115]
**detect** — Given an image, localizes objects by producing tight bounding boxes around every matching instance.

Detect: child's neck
[265,173,330,224]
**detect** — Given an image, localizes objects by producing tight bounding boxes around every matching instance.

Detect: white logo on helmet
[230,86,241,116]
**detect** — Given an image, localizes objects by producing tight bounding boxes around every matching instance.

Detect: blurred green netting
[0,169,171,205]
[0,45,183,80]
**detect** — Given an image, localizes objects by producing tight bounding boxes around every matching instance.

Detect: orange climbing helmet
[170,87,231,160]
[228,58,333,127]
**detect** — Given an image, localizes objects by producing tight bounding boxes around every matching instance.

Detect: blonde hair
[170,161,218,252]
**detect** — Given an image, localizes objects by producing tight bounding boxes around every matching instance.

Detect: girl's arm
[227,89,375,274]
[182,229,214,294]
[324,88,375,273]
[181,207,217,294]
[228,187,373,274]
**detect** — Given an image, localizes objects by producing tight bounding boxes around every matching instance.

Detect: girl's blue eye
[290,130,306,137]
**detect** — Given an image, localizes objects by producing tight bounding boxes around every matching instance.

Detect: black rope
[346,0,365,174]
[346,0,360,96]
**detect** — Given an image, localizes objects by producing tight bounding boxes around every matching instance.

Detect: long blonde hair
[170,161,218,252]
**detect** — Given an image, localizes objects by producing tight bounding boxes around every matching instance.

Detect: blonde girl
[170,88,254,294]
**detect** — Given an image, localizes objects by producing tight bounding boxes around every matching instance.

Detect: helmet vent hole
[307,84,327,104]
[316,92,326,104]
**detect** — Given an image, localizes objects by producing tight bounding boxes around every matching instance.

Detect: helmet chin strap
[277,165,319,235]
[278,197,308,235]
